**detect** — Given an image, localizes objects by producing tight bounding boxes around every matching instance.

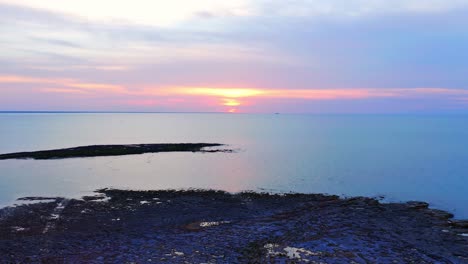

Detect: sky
[1,0,468,113]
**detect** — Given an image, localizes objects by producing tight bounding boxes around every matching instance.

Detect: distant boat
[274,113,280,115]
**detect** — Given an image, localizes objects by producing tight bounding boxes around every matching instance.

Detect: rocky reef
[0,143,228,160]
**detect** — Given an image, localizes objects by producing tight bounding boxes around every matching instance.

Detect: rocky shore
[0,143,228,160]
[0,189,467,263]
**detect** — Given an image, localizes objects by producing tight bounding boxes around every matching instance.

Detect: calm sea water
[0,113,467,218]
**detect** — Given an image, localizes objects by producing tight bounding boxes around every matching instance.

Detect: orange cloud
[0,75,72,84]
[160,87,399,100]
[3,74,468,112]
[151,87,468,112]
[267,89,380,99]
[4,75,467,100]
[0,75,125,93]
[169,87,266,98]
[163,87,468,100]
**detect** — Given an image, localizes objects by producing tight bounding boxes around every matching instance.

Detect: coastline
[1,189,467,263]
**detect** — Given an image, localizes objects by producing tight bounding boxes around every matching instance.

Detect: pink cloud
[2,74,468,112]
[0,75,125,93]
[42,88,89,94]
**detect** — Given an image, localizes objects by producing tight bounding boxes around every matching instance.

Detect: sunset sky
[1,0,468,113]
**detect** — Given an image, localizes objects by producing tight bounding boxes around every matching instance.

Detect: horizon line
[1,111,468,116]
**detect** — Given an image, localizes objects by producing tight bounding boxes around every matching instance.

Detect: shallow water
[0,113,467,218]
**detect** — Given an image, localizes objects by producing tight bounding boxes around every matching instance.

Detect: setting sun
[222,98,241,106]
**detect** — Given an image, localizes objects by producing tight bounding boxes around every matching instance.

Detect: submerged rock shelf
[0,189,467,262]
[0,143,227,160]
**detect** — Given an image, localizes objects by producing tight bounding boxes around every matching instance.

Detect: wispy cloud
[2,75,467,101]
[255,0,468,18]
[1,0,252,27]
[0,75,72,84]
[41,88,88,94]
[27,65,130,72]
[30,37,83,48]
[161,87,468,101]
[0,75,125,93]
[1,1,468,112]
[4,0,468,27]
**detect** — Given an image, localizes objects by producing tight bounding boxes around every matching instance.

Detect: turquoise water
[0,113,467,218]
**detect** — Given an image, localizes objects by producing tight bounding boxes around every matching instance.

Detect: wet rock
[406,201,429,209]
[429,209,454,219]
[449,220,468,229]
[0,189,466,263]
[17,197,59,201]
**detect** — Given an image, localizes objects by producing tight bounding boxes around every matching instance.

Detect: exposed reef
[0,143,228,160]
[0,189,467,263]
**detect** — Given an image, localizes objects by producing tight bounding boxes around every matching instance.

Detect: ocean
[0,113,467,218]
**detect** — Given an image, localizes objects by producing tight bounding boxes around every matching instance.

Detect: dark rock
[406,201,429,209]
[429,209,454,219]
[0,143,228,160]
[0,189,466,263]
[449,220,468,229]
